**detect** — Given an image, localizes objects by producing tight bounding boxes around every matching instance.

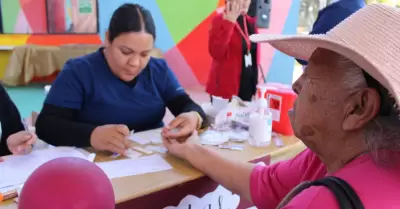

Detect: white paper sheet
[96,155,172,179]
[0,184,19,193]
[125,149,142,159]
[0,147,90,189]
[128,130,164,145]
[149,135,163,144]
[145,145,168,154]
[128,135,151,145]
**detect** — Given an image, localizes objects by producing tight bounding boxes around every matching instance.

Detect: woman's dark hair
[247,0,257,17]
[108,3,156,42]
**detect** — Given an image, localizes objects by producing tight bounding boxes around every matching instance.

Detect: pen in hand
[22,120,34,153]
[111,129,134,158]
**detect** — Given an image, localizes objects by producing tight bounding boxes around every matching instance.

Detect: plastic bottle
[248,98,272,147]
[258,98,268,115]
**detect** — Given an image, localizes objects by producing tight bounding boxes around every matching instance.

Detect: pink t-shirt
[250,149,400,209]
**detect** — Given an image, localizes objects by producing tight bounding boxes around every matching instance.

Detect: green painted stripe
[156,0,218,43]
[1,0,21,33]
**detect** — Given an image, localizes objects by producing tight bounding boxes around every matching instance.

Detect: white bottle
[249,98,272,147]
[258,98,268,115]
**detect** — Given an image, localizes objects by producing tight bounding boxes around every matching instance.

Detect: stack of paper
[0,147,90,189]
[96,155,172,179]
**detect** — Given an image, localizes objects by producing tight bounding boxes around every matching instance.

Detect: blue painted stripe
[97,0,175,52]
[267,0,300,85]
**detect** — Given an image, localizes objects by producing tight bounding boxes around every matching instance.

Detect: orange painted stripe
[26,34,102,45]
[217,0,225,7]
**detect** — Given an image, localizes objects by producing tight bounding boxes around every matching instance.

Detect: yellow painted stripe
[0,34,29,46]
[0,50,12,79]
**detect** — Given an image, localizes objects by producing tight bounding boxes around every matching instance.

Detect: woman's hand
[90,124,132,155]
[7,131,37,155]
[162,112,200,142]
[224,0,242,23]
[163,131,199,160]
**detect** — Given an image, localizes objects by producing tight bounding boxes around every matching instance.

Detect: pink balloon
[18,157,115,209]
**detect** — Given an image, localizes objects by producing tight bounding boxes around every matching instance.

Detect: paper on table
[128,130,164,145]
[0,147,90,189]
[125,149,142,159]
[0,184,19,193]
[128,134,151,145]
[96,155,172,179]
[145,145,168,154]
[150,136,163,144]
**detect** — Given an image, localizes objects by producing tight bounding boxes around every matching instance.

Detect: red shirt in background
[206,13,258,99]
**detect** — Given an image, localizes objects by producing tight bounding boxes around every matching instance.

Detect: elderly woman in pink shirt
[162,4,400,209]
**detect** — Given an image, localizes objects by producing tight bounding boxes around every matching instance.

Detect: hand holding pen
[6,131,37,155]
[6,120,37,155]
[90,124,132,156]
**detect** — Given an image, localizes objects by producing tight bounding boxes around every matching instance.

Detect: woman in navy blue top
[36,3,206,155]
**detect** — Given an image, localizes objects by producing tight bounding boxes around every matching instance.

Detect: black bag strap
[276,176,364,209]
[312,176,364,209]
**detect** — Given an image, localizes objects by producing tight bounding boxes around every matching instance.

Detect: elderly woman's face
[290,49,380,150]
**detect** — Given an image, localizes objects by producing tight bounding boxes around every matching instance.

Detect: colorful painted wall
[0,0,300,86]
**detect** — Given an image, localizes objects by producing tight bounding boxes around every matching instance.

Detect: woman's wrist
[183,143,222,174]
[190,111,203,129]
[183,143,202,162]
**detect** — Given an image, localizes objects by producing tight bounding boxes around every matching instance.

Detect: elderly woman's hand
[7,131,37,155]
[163,131,199,159]
[162,111,201,142]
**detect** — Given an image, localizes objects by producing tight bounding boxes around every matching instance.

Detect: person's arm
[183,145,317,208]
[185,143,255,200]
[208,13,236,61]
[35,60,96,147]
[0,84,24,156]
[159,60,207,128]
[296,6,356,65]
[36,104,95,147]
[166,94,207,128]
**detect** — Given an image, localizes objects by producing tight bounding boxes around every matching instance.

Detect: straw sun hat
[250,4,400,106]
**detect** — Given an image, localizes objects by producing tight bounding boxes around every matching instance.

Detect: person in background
[36,3,206,156]
[296,0,365,66]
[0,84,37,158]
[163,4,400,209]
[246,0,257,17]
[206,0,258,101]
